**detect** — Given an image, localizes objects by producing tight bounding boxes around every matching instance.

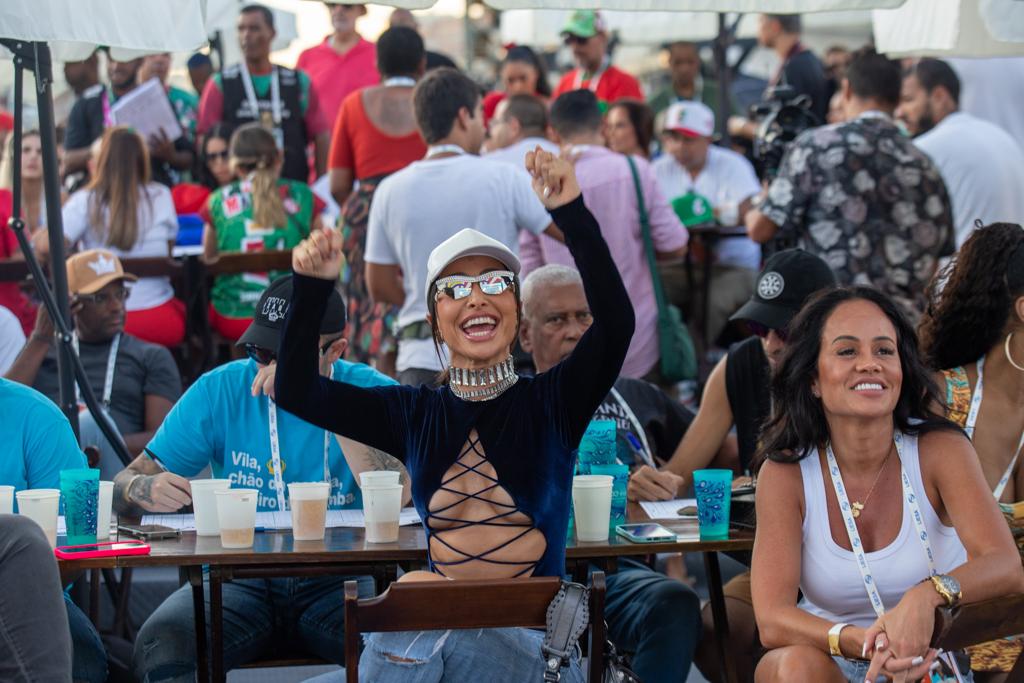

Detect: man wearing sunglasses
[114,274,403,680]
[4,249,182,481]
[551,10,643,106]
[627,248,836,683]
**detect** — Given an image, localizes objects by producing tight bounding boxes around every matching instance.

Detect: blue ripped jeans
[132,575,374,682]
[307,627,585,683]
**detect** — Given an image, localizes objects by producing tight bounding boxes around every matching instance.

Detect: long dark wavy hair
[919,222,1024,370]
[758,286,956,464]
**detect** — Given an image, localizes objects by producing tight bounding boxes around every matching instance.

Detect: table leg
[89,569,100,626]
[187,566,209,683]
[210,567,225,683]
[703,551,737,683]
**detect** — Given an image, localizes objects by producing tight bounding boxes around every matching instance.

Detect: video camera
[750,85,821,179]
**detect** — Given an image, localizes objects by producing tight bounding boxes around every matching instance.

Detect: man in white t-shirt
[948,57,1024,154]
[483,94,560,167]
[0,305,25,375]
[365,68,558,386]
[897,59,1024,248]
[652,101,761,345]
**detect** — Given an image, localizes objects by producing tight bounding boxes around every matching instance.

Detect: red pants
[124,298,186,347]
[208,304,253,342]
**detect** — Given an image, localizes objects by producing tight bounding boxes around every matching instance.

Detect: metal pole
[33,42,79,433]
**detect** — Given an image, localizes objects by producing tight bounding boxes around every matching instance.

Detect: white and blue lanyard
[266,365,332,512]
[963,356,1022,501]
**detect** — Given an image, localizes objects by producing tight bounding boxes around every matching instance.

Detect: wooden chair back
[931,593,1024,676]
[344,572,606,683]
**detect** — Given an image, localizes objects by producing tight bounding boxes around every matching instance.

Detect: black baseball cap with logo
[236,275,347,351]
[729,249,837,331]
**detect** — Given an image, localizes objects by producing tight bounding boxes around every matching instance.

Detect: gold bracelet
[828,622,850,657]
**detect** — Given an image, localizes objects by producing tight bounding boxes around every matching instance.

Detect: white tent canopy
[873,0,1024,57]
[319,0,905,12]
[0,0,208,61]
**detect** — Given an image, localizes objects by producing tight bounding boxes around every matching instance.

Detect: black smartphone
[117,524,180,540]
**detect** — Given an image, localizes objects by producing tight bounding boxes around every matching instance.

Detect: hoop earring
[1006,332,1024,372]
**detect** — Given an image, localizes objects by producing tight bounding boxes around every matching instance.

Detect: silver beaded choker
[448,355,518,401]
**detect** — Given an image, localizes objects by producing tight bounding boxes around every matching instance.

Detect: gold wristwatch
[928,574,962,607]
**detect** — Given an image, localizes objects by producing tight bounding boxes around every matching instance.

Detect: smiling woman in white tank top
[750,286,1023,683]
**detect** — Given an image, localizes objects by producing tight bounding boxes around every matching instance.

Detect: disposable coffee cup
[97,482,114,540]
[288,482,330,541]
[191,479,232,536]
[362,483,402,543]
[572,474,613,542]
[359,471,401,488]
[214,488,258,548]
[0,485,14,515]
[16,489,61,547]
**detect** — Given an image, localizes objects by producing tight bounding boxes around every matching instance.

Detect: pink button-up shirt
[520,146,688,378]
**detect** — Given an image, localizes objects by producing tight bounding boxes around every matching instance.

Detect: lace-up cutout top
[275,197,635,577]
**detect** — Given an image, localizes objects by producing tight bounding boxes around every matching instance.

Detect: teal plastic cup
[60,468,99,545]
[590,463,628,533]
[693,469,733,540]
[578,419,617,467]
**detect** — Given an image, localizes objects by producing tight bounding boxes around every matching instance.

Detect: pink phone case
[54,540,151,560]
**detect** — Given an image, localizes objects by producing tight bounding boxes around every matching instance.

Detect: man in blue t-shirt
[115,276,403,680]
[0,378,108,683]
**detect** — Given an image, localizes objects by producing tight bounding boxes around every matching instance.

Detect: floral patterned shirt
[760,112,954,323]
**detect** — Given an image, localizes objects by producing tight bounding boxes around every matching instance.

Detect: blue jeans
[132,574,374,682]
[603,558,703,683]
[307,627,584,683]
[65,593,108,683]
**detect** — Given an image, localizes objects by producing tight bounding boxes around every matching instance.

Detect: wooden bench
[931,592,1024,677]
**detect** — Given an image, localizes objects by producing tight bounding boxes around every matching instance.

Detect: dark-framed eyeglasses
[245,344,276,366]
[433,270,515,302]
[747,321,788,343]
[77,285,131,307]
[206,150,229,162]
[563,34,589,46]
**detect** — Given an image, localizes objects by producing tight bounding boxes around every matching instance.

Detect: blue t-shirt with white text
[147,359,397,511]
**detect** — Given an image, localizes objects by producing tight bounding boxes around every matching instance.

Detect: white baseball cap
[664,101,715,138]
[424,229,521,305]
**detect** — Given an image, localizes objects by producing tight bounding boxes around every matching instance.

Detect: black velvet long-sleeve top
[275,195,635,577]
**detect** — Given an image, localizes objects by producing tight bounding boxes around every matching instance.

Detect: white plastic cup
[190,479,232,536]
[16,489,61,547]
[362,483,403,543]
[214,488,258,548]
[96,482,114,540]
[572,475,613,542]
[359,471,401,488]
[288,482,331,541]
[0,485,14,515]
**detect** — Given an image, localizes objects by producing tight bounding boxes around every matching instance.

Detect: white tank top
[797,432,967,627]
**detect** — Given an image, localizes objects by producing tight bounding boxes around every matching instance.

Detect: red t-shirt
[296,37,380,132]
[327,89,426,180]
[0,189,36,334]
[552,65,643,104]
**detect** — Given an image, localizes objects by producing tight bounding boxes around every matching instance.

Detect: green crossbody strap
[625,155,671,316]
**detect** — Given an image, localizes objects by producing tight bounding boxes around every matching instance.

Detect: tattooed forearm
[112,453,163,515]
[365,446,407,485]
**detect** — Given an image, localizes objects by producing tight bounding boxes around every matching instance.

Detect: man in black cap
[113,275,404,680]
[627,248,836,683]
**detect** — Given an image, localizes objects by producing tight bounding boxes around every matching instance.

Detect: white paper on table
[140,508,421,532]
[638,498,698,520]
[110,77,183,142]
[140,513,196,531]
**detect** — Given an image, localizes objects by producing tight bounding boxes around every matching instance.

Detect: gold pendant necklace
[850,445,893,519]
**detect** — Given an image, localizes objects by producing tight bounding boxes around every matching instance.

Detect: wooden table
[59,514,753,683]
